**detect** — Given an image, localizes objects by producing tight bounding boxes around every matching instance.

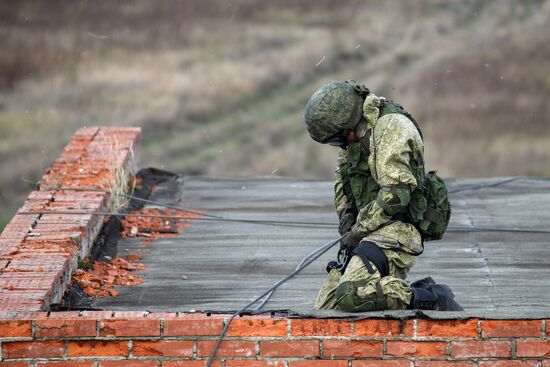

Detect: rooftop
[94,175,550,318]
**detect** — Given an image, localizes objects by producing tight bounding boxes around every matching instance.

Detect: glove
[338,212,356,235]
[340,227,362,250]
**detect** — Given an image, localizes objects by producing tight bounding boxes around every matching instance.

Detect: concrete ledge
[0,127,140,311]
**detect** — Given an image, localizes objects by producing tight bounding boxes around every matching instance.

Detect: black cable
[447,225,550,234]
[20,179,336,229]
[18,211,550,235]
[448,177,520,194]
[205,236,343,367]
[17,211,335,229]
[448,176,550,194]
[44,186,222,220]
[21,176,550,230]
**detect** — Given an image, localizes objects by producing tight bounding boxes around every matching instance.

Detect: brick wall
[0,313,548,366]
[1,128,548,366]
[0,127,140,311]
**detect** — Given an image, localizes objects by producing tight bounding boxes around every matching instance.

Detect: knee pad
[335,280,387,312]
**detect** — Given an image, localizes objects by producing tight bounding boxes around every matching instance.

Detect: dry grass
[99,134,135,212]
[1,0,549,229]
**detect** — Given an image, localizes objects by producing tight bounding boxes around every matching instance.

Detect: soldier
[304,80,462,312]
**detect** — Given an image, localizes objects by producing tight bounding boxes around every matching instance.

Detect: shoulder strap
[379,100,423,141]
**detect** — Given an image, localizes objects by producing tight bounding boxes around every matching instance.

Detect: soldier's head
[304,80,369,148]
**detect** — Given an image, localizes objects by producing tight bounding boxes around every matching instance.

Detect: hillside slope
[0,0,549,228]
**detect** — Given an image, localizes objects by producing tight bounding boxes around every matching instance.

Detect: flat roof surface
[95,176,550,318]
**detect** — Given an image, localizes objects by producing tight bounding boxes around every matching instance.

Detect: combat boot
[408,281,463,311]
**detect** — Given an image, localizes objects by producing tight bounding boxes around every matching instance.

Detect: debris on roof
[72,256,144,298]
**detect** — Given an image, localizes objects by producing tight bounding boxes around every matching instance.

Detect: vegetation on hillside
[1,0,549,229]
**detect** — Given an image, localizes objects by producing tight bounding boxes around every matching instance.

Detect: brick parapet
[0,127,140,312]
[0,314,548,366]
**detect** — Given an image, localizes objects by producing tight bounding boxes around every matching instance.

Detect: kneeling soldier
[304,80,462,312]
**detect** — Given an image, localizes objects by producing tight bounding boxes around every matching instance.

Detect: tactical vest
[340,100,451,242]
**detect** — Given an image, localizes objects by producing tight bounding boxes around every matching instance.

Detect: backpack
[415,171,452,241]
[379,100,451,241]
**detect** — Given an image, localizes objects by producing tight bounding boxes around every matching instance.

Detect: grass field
[1,0,549,229]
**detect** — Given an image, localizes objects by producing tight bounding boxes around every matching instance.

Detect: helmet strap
[355,118,369,140]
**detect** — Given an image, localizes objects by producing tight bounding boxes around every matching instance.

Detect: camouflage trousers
[315,246,414,312]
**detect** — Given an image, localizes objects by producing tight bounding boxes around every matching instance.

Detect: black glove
[338,212,356,235]
[340,228,362,250]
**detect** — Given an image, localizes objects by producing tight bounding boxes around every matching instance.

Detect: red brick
[354,319,405,337]
[478,361,538,367]
[35,318,96,337]
[416,362,473,367]
[452,341,511,358]
[353,362,409,367]
[133,340,194,357]
[386,341,447,357]
[37,362,95,367]
[99,318,160,337]
[227,316,287,337]
[323,339,382,357]
[99,361,158,367]
[0,320,32,338]
[415,319,478,338]
[68,340,129,357]
[0,363,29,367]
[290,318,351,336]
[164,315,224,336]
[543,361,550,367]
[226,362,285,367]
[260,340,319,358]
[197,340,256,358]
[516,340,550,357]
[3,341,65,358]
[481,320,541,338]
[289,362,348,367]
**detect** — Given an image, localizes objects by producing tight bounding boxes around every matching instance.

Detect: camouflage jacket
[334,93,424,254]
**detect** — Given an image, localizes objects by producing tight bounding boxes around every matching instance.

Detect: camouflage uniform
[315,93,424,311]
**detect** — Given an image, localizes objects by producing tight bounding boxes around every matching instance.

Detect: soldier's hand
[338,212,356,235]
[340,228,362,250]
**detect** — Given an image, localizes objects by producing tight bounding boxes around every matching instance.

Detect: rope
[205,236,343,367]
[250,240,332,313]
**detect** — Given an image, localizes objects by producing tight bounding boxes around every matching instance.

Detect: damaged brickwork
[0,127,140,311]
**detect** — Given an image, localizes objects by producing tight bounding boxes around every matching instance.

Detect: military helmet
[304,80,369,145]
